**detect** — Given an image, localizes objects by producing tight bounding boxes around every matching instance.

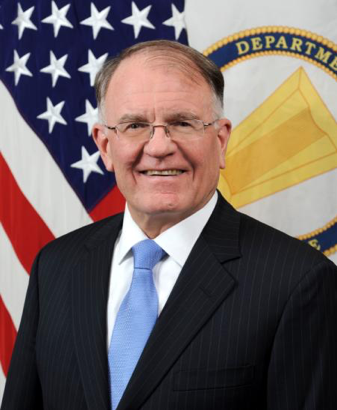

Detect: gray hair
[94,40,224,121]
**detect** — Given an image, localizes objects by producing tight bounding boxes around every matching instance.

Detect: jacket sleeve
[267,259,337,410]
[1,252,43,410]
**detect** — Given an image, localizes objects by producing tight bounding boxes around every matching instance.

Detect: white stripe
[0,81,92,238]
[0,224,29,330]
[0,365,6,406]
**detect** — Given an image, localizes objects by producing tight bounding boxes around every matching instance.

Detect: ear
[217,118,231,169]
[92,123,115,172]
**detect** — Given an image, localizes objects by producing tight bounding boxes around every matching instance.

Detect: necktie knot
[132,239,166,270]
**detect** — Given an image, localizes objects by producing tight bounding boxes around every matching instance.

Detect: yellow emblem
[218,67,337,208]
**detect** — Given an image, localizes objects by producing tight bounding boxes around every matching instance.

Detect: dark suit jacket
[2,194,337,410]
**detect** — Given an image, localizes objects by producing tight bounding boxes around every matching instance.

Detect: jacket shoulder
[212,193,331,276]
[35,212,124,268]
[239,210,328,267]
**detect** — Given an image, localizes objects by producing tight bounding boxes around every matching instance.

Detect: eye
[121,122,150,132]
[128,122,147,129]
[173,120,193,128]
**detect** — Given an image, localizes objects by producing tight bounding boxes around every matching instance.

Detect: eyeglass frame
[103,119,219,141]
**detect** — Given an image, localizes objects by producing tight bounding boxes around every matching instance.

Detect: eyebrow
[164,112,199,122]
[117,111,199,124]
[118,114,148,123]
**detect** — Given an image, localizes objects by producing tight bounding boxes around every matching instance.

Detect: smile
[142,170,184,176]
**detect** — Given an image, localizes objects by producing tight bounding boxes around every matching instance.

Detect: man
[2,40,337,410]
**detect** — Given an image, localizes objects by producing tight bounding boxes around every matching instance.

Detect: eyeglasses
[104,119,218,142]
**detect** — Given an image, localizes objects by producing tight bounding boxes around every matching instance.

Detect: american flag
[0,0,187,397]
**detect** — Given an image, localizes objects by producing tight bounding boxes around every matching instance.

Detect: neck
[127,194,217,238]
[128,210,190,238]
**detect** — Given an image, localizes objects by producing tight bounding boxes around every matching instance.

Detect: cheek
[196,145,222,183]
[109,142,141,174]
[198,143,221,170]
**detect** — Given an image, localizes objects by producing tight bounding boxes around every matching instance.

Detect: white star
[75,100,99,136]
[163,4,186,40]
[6,50,32,86]
[37,97,67,133]
[11,3,37,39]
[122,2,155,39]
[71,146,104,183]
[42,1,73,38]
[0,7,3,29]
[40,51,71,87]
[80,3,113,39]
[78,50,108,86]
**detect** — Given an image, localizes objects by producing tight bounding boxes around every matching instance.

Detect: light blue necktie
[108,239,165,410]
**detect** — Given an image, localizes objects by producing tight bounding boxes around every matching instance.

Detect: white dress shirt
[107,191,218,348]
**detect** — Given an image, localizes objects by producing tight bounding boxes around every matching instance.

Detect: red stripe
[0,297,17,377]
[0,153,55,274]
[90,185,125,222]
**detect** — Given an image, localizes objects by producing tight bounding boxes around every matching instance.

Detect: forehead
[104,53,214,120]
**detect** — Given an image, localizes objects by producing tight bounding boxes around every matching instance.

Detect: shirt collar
[117,192,218,267]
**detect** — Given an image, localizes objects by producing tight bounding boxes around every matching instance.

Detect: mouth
[141,170,185,176]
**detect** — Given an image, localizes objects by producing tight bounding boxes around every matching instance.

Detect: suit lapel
[72,214,123,410]
[118,195,241,410]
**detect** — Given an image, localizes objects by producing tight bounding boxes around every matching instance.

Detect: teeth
[144,170,183,176]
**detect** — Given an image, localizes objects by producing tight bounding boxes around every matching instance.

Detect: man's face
[93,53,231,233]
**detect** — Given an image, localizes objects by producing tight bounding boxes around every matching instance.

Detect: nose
[143,125,175,158]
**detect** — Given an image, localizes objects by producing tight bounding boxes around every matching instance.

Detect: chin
[141,195,186,215]
[146,202,181,215]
